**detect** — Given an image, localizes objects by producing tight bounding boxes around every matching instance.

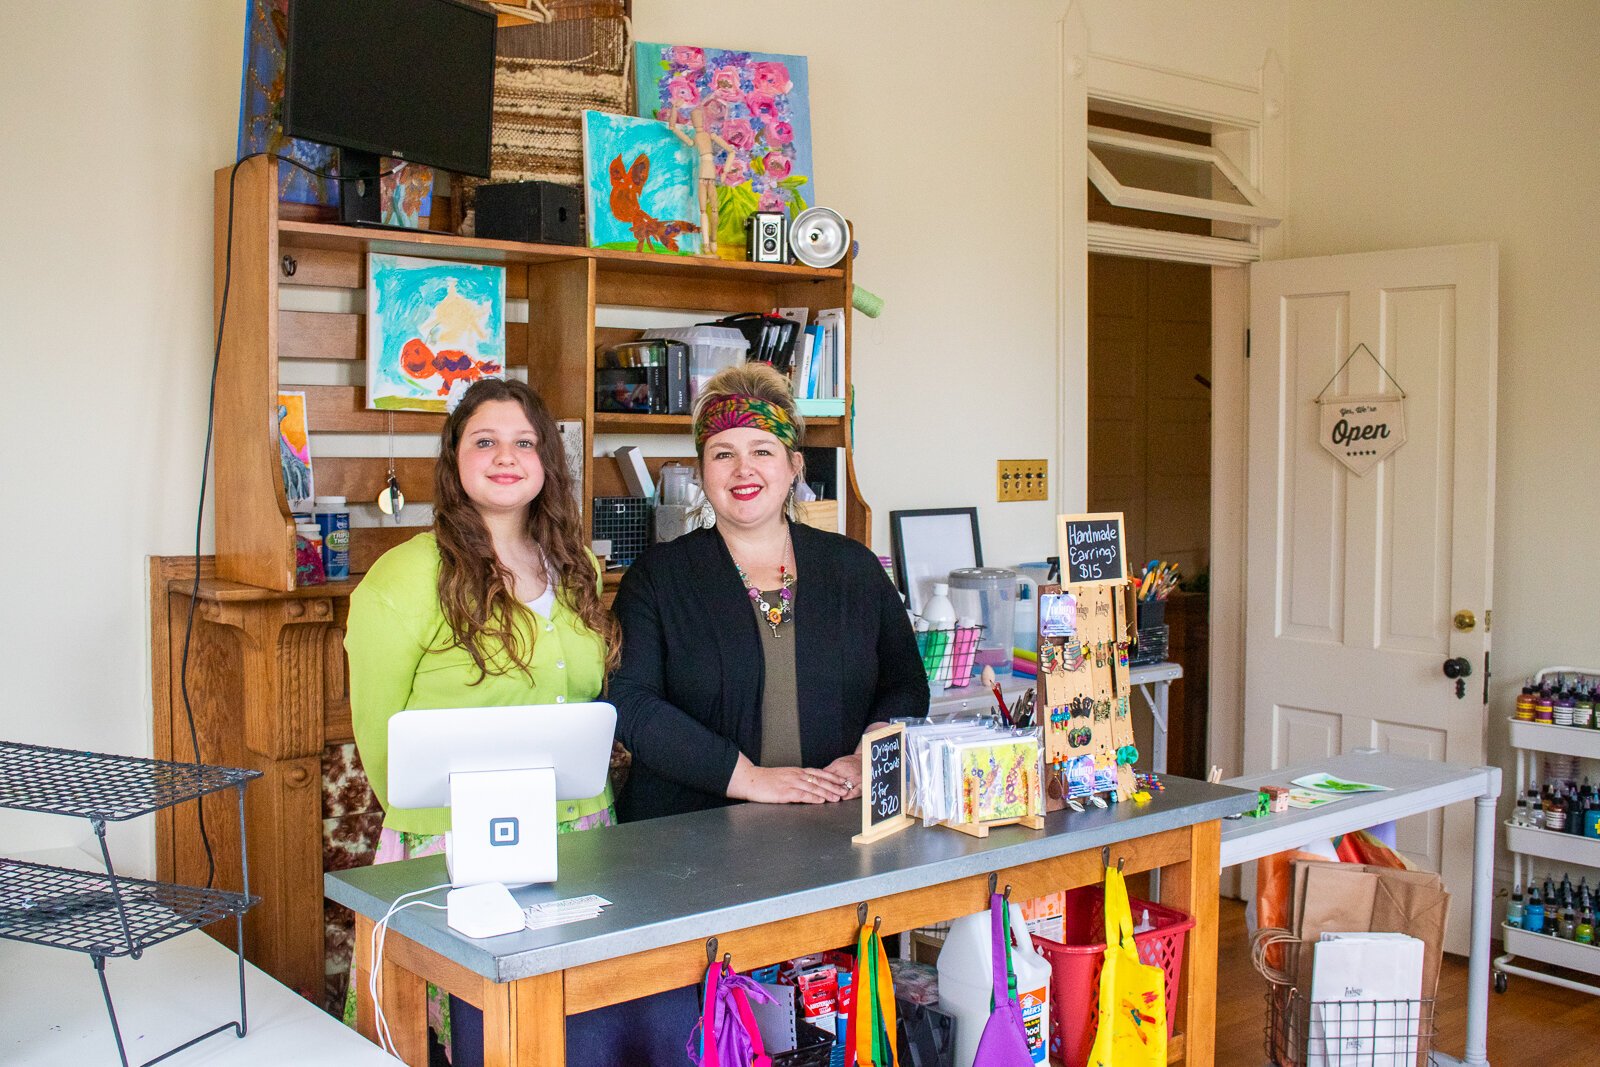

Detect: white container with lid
[639,325,749,402]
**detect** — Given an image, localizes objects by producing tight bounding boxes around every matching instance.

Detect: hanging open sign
[1314,344,1408,476]
[1318,394,1407,475]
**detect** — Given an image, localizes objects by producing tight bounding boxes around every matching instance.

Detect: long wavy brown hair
[432,378,620,679]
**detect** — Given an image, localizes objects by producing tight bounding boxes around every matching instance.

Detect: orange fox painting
[581,110,702,257]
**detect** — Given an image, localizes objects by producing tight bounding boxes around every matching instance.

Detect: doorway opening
[1085,111,1216,782]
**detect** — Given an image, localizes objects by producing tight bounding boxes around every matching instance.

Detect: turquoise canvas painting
[634,43,815,260]
[581,111,703,257]
[365,254,506,413]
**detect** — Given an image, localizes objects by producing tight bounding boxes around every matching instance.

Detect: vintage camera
[746,211,789,264]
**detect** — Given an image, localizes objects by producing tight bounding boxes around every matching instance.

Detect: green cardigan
[345,532,612,835]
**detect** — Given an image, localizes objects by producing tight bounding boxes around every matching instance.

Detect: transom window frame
[1087,124,1281,229]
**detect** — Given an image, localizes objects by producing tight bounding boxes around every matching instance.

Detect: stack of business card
[522,893,612,931]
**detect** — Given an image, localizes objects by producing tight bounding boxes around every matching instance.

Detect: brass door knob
[1454,610,1477,632]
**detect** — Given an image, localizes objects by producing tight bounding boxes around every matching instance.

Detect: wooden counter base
[354,819,1221,1067]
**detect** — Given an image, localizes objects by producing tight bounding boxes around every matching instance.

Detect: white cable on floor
[368,883,451,1057]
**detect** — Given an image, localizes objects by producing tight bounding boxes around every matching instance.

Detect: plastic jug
[1010,570,1039,658]
[938,903,1052,1066]
[949,568,1030,677]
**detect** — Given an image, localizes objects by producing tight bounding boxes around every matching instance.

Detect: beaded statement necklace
[731,529,796,637]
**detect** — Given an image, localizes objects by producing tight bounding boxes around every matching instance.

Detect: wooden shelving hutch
[154,155,870,1002]
[213,154,869,592]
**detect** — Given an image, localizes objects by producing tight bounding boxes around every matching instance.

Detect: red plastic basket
[1034,884,1195,1067]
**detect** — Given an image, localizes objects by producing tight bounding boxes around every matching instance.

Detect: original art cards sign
[366,254,506,413]
[853,724,912,845]
[1318,395,1407,476]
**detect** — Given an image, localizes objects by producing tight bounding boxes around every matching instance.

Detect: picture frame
[889,507,983,616]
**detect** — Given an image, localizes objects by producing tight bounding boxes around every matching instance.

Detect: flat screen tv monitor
[283,0,496,220]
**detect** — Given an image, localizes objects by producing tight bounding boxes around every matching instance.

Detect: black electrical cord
[179,150,400,889]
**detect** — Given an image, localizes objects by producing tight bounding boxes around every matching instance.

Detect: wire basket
[1130,624,1169,666]
[770,1020,836,1067]
[917,625,983,688]
[591,497,652,566]
[1266,985,1437,1067]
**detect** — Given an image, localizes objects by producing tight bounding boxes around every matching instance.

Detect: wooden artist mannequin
[661,104,734,257]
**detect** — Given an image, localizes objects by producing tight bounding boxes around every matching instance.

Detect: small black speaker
[474,181,584,246]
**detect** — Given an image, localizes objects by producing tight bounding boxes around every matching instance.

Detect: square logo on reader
[489,817,520,847]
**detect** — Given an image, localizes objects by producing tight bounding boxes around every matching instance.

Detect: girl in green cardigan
[343,378,619,1059]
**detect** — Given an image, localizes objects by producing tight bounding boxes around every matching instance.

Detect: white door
[1245,243,1497,954]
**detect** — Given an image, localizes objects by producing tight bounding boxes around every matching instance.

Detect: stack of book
[594,340,689,415]
[782,306,846,417]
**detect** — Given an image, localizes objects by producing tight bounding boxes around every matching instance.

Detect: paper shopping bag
[1292,863,1378,989]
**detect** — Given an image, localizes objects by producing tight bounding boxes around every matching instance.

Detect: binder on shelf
[817,307,845,400]
[663,340,689,415]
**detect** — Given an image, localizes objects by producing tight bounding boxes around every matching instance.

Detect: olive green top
[757,591,803,768]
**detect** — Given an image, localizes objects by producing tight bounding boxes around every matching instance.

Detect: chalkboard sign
[1057,512,1126,587]
[853,724,913,845]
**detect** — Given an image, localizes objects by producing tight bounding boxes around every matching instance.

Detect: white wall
[635,1,1072,566]
[1280,0,1600,850]
[5,0,1586,881]
[0,2,242,867]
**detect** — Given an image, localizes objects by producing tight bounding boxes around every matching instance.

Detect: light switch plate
[997,459,1048,502]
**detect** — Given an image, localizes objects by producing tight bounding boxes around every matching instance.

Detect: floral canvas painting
[366,254,506,413]
[276,390,314,508]
[581,111,703,256]
[635,43,815,259]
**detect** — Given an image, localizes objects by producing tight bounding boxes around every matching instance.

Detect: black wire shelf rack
[0,858,258,957]
[0,741,259,820]
[0,739,260,1067]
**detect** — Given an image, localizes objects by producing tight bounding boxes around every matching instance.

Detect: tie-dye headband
[694,394,799,451]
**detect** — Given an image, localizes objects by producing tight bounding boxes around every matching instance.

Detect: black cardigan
[611,522,929,822]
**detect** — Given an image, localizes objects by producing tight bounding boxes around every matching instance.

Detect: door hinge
[1245,329,1251,359]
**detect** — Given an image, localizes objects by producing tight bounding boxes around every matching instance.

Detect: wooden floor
[1214,898,1600,1065]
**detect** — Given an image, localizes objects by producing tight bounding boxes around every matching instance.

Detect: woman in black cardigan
[611,362,928,823]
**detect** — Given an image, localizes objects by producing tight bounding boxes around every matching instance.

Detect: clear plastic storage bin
[639,325,749,402]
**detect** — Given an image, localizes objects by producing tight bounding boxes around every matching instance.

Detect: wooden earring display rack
[1041,512,1139,807]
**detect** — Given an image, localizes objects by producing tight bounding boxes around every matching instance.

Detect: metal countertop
[327,775,1254,982]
